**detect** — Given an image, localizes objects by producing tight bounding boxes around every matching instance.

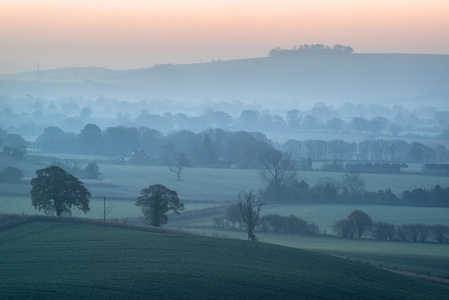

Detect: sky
[1,0,448,72]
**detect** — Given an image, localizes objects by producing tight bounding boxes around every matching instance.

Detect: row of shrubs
[369,222,449,243]
[214,213,319,236]
[0,161,101,183]
[331,209,449,243]
[214,206,449,244]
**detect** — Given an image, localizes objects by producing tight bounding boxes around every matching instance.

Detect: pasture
[3,195,448,232]
[96,163,449,199]
[2,154,449,281]
[5,153,449,200]
[186,228,449,278]
[1,219,448,299]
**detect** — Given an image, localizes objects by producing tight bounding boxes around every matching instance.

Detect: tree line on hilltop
[268,44,354,57]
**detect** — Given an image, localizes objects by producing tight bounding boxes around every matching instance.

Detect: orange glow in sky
[1,0,448,72]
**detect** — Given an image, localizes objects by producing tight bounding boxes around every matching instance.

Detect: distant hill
[1,218,448,299]
[1,53,448,108]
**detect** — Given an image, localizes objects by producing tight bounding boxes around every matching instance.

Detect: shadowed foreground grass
[0,218,448,299]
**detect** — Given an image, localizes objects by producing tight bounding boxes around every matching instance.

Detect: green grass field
[185,228,449,278]
[1,219,448,299]
[4,153,449,201]
[2,154,449,285]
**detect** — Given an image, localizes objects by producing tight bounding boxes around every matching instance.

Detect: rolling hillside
[1,53,448,108]
[0,217,448,299]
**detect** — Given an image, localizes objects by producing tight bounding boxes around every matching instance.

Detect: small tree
[333,209,373,239]
[260,148,297,188]
[313,177,341,200]
[135,184,184,227]
[167,152,190,181]
[83,162,100,179]
[332,219,356,238]
[347,209,373,239]
[0,166,23,183]
[30,166,90,216]
[223,203,243,229]
[341,172,365,198]
[237,190,264,241]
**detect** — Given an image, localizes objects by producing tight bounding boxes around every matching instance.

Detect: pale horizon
[1,0,448,73]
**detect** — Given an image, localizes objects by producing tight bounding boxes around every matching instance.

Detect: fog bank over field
[1,53,448,110]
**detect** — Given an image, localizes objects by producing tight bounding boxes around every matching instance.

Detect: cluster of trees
[2,96,448,140]
[282,139,448,163]
[0,129,27,159]
[260,170,448,206]
[333,210,449,244]
[25,164,449,243]
[261,214,319,235]
[215,208,319,236]
[216,203,449,244]
[29,166,183,226]
[268,44,354,57]
[50,159,101,180]
[256,150,448,206]
[35,125,273,168]
[33,123,448,169]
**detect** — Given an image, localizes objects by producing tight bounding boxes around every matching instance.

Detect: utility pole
[103,196,106,229]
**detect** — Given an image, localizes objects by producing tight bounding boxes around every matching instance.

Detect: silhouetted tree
[347,209,373,239]
[313,177,340,200]
[4,133,27,158]
[340,172,365,199]
[78,123,103,154]
[239,110,260,130]
[30,166,90,216]
[0,166,23,183]
[260,148,297,188]
[223,203,243,229]
[103,126,139,156]
[237,190,264,241]
[135,184,184,227]
[36,126,76,153]
[326,117,344,132]
[226,131,270,168]
[167,152,190,181]
[332,219,356,238]
[83,163,101,179]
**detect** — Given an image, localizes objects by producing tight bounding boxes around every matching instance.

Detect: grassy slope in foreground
[1,220,448,300]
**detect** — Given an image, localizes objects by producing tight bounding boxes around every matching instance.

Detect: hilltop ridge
[1,53,448,108]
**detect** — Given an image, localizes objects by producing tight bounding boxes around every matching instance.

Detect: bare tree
[260,148,297,188]
[341,172,365,198]
[237,190,264,241]
[167,152,190,181]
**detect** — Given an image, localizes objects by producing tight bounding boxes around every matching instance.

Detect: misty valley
[1,52,449,299]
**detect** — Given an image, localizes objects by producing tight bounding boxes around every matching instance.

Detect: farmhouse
[422,164,449,176]
[131,148,148,161]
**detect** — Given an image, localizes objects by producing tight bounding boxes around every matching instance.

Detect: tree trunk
[55,200,63,216]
